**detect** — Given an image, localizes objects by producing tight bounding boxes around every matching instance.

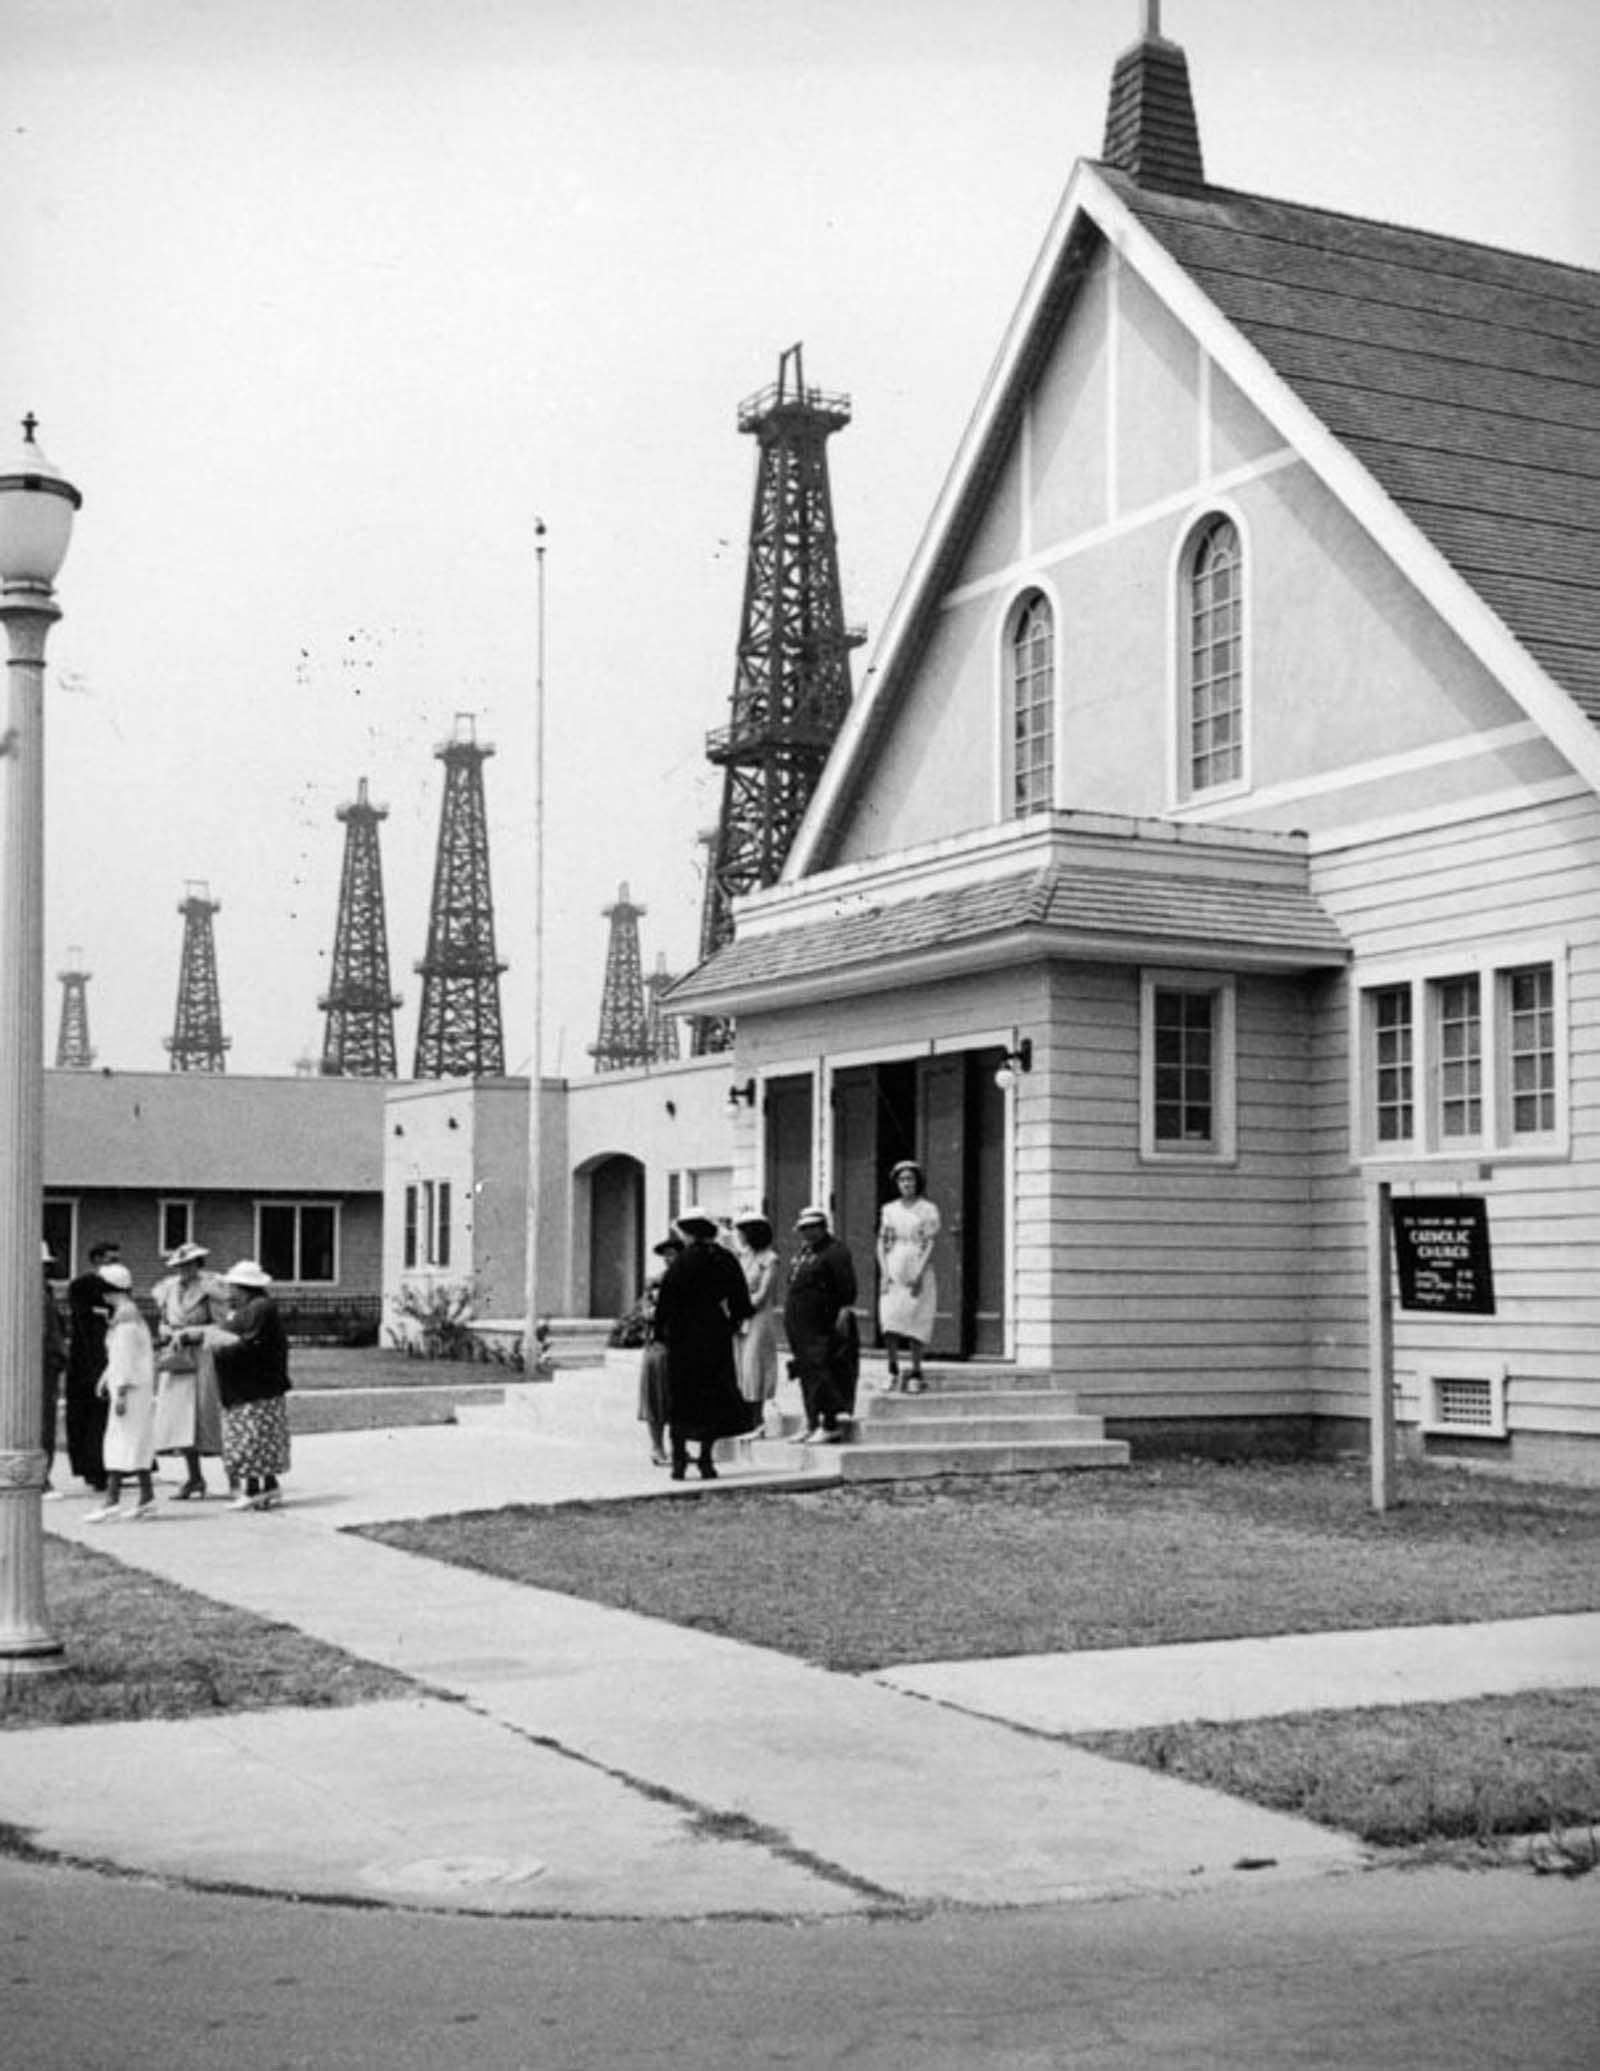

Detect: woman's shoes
[668,1464,686,1482]
[171,1478,207,1501]
[905,1375,928,1394]
[83,1502,121,1524]
[696,1458,719,1480]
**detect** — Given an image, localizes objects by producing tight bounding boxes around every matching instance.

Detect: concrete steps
[844,1364,1129,1483]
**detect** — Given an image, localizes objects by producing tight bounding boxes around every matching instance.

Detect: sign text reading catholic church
[1390,1197,1496,1315]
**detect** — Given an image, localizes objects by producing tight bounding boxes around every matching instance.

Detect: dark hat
[652,1235,685,1258]
[674,1210,720,1240]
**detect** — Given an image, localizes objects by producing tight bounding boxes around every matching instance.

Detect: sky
[3,0,1597,1079]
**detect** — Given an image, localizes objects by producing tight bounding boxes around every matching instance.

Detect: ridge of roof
[1099,168,1600,303]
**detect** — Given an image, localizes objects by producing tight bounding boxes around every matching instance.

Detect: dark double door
[763,1050,1006,1357]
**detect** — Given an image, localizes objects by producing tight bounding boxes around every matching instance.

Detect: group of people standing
[638,1160,942,1477]
[41,1239,293,1518]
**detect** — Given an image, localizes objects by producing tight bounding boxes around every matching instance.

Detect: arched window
[1183,516,1243,795]
[1009,591,1054,816]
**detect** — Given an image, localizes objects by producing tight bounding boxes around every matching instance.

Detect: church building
[673,18,1600,1479]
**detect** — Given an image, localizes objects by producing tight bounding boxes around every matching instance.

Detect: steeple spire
[1101,5,1205,193]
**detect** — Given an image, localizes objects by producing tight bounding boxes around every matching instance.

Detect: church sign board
[1390,1197,1495,1315]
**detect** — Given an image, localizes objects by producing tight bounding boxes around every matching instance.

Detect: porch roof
[670,852,1348,1017]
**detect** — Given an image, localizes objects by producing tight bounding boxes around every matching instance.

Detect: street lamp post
[0,416,81,1673]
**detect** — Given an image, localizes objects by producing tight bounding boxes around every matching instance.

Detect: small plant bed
[1077,1689,1600,1854]
[1,1539,412,1732]
[362,1458,1600,1673]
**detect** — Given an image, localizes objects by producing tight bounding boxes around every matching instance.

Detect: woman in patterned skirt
[198,1261,292,1512]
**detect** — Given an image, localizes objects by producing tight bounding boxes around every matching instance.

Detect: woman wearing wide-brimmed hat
[731,1210,781,1429]
[636,1235,682,1466]
[150,1240,228,1499]
[652,1211,756,1480]
[195,1261,293,1511]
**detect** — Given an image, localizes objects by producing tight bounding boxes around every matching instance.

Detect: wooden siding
[1308,792,1600,1435]
[1028,962,1316,1402]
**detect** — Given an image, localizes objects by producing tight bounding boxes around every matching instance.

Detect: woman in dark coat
[652,1212,755,1481]
[194,1260,292,1512]
[64,1241,118,1491]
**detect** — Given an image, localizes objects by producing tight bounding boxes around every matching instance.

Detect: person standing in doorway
[64,1240,118,1493]
[150,1242,228,1500]
[783,1206,857,1445]
[877,1160,941,1393]
[653,1211,755,1481]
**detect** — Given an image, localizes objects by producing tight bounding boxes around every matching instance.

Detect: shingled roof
[1101,169,1600,726]
[670,847,1346,1015]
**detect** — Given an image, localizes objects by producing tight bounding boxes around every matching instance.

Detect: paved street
[5,1853,1597,2070]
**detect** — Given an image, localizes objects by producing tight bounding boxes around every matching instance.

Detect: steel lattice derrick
[645,951,681,1063]
[319,777,402,1078]
[165,881,230,1073]
[54,948,95,1069]
[692,343,861,1054]
[413,714,507,1079]
[590,881,652,1072]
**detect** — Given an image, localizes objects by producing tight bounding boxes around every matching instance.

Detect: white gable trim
[789,159,1600,879]
[1082,168,1600,797]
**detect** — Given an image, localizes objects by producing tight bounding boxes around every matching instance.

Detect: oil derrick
[54,947,95,1069]
[692,343,862,1052]
[645,952,681,1063]
[319,777,402,1077]
[590,883,653,1072]
[165,881,230,1073]
[413,713,506,1079]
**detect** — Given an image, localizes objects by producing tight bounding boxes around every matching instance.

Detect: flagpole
[522,518,548,1374]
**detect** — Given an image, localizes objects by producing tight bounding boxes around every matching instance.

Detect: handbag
[155,1341,198,1376]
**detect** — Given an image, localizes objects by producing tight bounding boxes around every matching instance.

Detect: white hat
[673,1210,719,1240]
[224,1259,273,1288]
[165,1241,211,1268]
[40,1241,55,1265]
[795,1204,829,1226]
[99,1263,133,1291]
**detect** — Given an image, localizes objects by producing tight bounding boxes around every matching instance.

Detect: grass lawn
[363,1456,1600,1671]
[364,1457,1600,1853]
[0,1537,412,1732]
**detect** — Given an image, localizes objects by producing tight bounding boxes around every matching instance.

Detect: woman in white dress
[150,1241,227,1499]
[732,1212,781,1428]
[85,1264,158,1522]
[877,1161,941,1393]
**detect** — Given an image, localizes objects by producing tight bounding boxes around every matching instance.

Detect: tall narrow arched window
[1183,516,1243,796]
[1010,591,1055,816]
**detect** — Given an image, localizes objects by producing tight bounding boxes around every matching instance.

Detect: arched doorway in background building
[587,1153,645,1320]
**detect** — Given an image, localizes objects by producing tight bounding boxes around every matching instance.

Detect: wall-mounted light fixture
[725,1077,758,1114]
[392,1123,405,1137]
[994,1037,1033,1091]
[664,1099,677,1118]
[447,1116,459,1130]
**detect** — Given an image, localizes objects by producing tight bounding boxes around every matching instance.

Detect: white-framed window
[1140,970,1237,1162]
[158,1198,195,1257]
[256,1199,340,1283]
[1008,589,1055,817]
[1356,944,1568,1159]
[1180,514,1245,799]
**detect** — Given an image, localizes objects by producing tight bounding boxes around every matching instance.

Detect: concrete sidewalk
[9,1402,1592,1920]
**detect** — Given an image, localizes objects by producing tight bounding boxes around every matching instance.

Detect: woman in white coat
[150,1241,227,1499]
[85,1264,158,1522]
